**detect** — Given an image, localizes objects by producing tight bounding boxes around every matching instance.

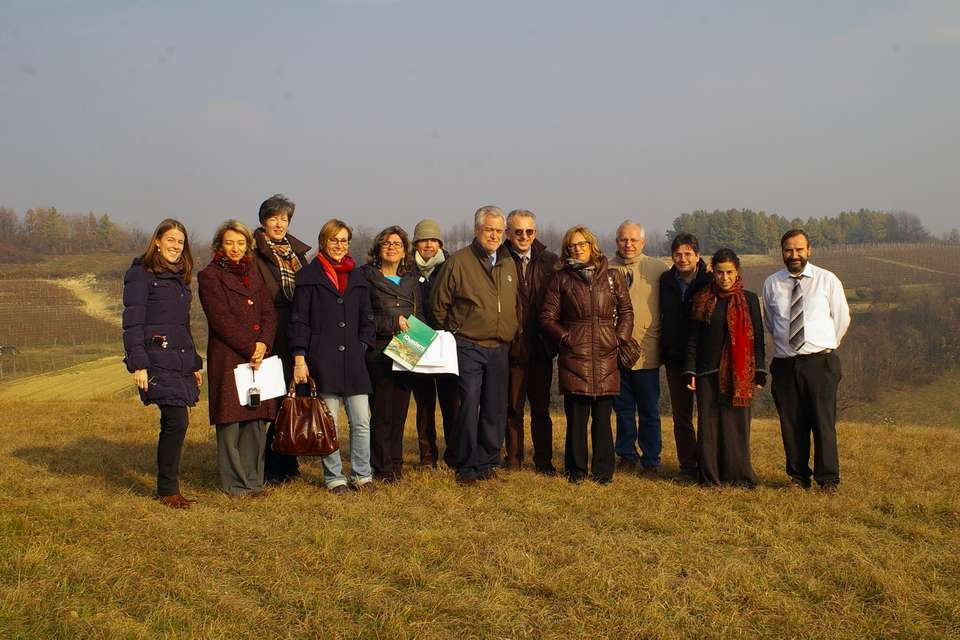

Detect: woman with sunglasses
[289,219,376,494]
[540,225,633,484]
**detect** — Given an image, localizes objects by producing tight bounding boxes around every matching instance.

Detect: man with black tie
[762,229,850,491]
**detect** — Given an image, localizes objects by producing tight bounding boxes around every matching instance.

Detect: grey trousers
[216,420,266,496]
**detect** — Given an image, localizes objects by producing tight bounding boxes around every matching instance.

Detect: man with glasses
[502,209,559,474]
[611,220,668,476]
[430,206,519,485]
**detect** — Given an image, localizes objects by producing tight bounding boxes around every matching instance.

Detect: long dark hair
[367,225,413,275]
[141,218,194,284]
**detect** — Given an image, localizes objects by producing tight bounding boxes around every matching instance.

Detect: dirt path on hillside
[52,274,122,327]
[864,256,955,276]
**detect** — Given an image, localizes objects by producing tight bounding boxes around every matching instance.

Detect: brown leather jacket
[540,257,634,397]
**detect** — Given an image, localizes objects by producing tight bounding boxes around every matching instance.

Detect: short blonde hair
[559,224,604,268]
[211,219,254,256]
[318,218,353,251]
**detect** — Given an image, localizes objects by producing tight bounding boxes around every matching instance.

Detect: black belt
[793,349,833,359]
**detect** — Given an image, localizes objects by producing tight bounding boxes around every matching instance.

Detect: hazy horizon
[2,1,958,239]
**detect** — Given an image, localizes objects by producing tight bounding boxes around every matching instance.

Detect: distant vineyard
[0,280,119,379]
[741,243,960,292]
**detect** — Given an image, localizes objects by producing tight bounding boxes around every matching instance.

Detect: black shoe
[616,458,636,473]
[791,478,812,490]
[456,474,478,486]
[567,473,586,484]
[535,466,558,477]
[817,482,839,494]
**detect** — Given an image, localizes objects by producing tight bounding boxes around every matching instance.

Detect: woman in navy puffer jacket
[122,218,203,509]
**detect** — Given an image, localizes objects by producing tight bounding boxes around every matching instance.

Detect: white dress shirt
[762,262,850,358]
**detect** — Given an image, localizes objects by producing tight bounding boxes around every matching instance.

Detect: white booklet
[234,355,286,406]
[392,330,459,375]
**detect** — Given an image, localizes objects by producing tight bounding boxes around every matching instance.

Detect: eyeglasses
[617,238,640,244]
[512,229,536,238]
[567,241,590,252]
[381,241,404,249]
[328,238,350,246]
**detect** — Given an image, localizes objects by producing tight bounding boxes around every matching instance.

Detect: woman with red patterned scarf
[683,248,767,487]
[198,220,278,497]
[289,219,377,495]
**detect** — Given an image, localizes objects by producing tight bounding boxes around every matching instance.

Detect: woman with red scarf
[683,248,766,487]
[289,219,376,495]
[198,220,277,497]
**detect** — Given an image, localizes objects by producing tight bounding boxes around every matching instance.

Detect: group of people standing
[122,197,850,508]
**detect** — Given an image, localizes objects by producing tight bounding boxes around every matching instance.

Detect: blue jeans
[319,394,372,489]
[454,340,509,479]
[614,367,662,467]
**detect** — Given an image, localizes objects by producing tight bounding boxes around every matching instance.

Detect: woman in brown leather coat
[540,225,634,484]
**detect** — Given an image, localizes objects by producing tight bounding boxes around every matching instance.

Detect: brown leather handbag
[271,377,340,456]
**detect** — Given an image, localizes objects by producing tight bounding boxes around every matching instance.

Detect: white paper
[234,355,287,405]
[392,330,459,375]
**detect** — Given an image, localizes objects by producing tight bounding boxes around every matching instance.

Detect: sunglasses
[512,229,536,238]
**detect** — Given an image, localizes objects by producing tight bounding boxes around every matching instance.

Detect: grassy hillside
[0,398,957,639]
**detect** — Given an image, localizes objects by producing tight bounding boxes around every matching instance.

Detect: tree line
[666,208,956,254]
[0,206,146,261]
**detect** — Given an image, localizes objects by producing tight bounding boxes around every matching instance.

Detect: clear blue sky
[1,1,958,240]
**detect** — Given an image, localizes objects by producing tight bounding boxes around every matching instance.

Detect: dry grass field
[1,394,958,639]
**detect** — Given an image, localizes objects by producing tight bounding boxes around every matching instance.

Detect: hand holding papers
[384,315,438,370]
[391,330,459,375]
[234,355,286,406]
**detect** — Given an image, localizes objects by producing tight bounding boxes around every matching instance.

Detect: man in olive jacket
[430,205,519,484]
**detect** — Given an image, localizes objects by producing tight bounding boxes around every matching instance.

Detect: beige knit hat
[413,218,443,245]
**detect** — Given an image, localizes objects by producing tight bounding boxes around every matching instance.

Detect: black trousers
[771,352,842,487]
[665,367,699,473]
[264,423,300,481]
[563,395,615,483]
[696,374,757,487]
[411,373,460,467]
[369,359,412,480]
[454,341,509,480]
[157,405,189,496]
[506,358,555,471]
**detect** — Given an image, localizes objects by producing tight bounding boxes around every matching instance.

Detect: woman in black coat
[251,194,311,484]
[361,225,423,483]
[289,219,376,495]
[122,218,203,509]
[683,248,767,487]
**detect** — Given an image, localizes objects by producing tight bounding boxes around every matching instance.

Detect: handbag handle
[287,376,318,398]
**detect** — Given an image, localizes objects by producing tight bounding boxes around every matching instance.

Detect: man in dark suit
[659,233,713,481]
[503,209,559,474]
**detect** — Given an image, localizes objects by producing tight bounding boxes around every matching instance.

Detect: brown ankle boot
[157,494,190,509]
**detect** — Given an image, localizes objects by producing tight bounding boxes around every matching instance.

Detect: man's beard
[785,256,808,274]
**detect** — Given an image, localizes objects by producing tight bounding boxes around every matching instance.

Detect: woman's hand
[398,315,410,332]
[293,356,309,384]
[686,375,696,391]
[250,341,267,370]
[132,369,149,391]
[194,371,203,388]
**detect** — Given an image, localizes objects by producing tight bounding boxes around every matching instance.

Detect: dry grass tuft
[1,398,958,639]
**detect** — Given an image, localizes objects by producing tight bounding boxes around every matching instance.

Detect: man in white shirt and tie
[762,229,850,491]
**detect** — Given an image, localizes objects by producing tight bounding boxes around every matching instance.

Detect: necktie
[521,256,528,278]
[789,276,805,352]
[489,254,496,269]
